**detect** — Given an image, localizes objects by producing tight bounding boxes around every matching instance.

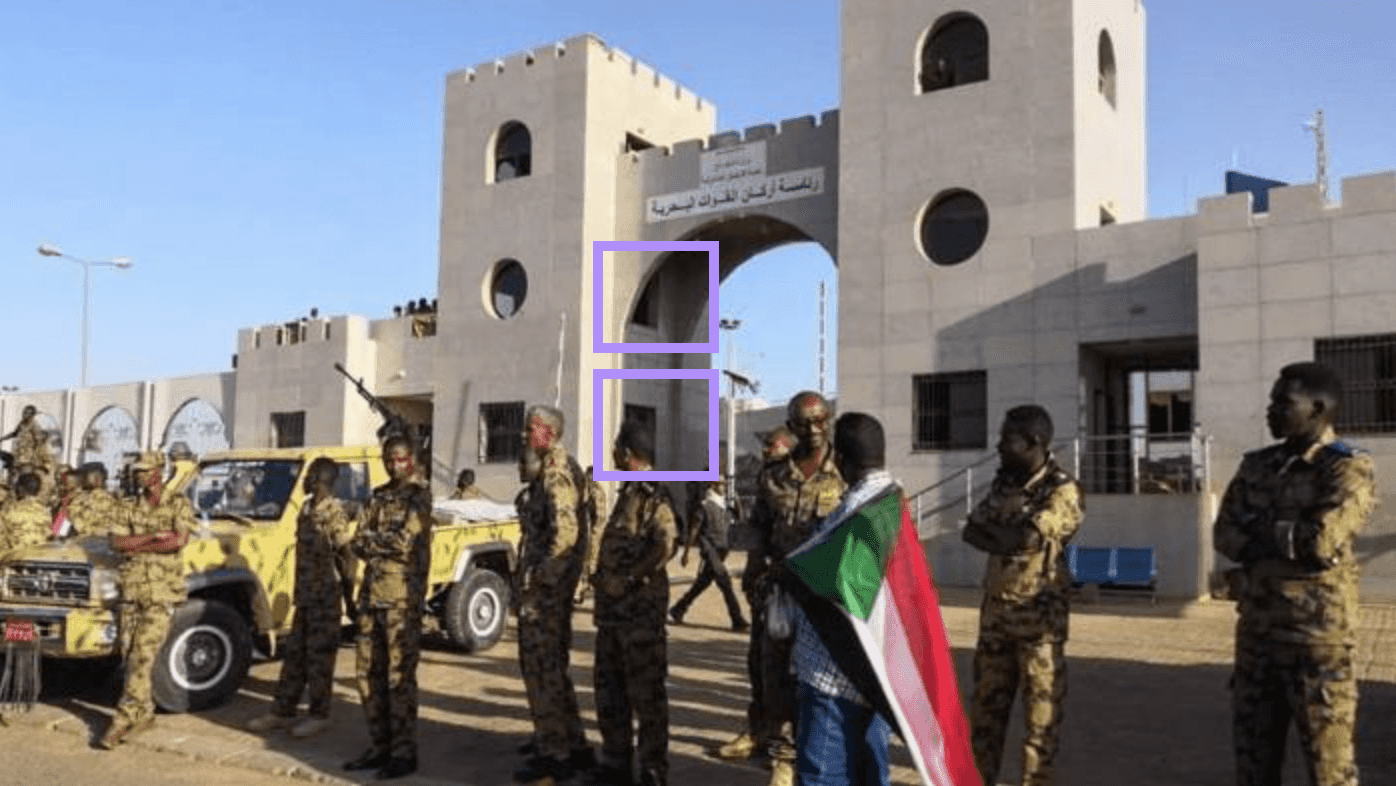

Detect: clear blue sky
[2,1,1393,404]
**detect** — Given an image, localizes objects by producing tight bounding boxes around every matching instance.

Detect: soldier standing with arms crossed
[343,435,432,780]
[721,393,845,786]
[249,457,355,738]
[961,405,1084,786]
[1213,363,1376,786]
[513,405,594,784]
[589,422,679,786]
[98,453,196,749]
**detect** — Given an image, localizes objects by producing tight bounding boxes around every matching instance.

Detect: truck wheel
[444,568,509,653]
[152,599,252,712]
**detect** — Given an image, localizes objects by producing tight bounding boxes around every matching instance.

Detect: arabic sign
[700,141,767,185]
[646,166,826,223]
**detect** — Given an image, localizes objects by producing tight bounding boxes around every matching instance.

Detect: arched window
[919,13,989,94]
[493,121,532,182]
[1098,31,1117,107]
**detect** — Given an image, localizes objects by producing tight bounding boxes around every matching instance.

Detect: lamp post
[37,244,133,388]
[718,318,741,501]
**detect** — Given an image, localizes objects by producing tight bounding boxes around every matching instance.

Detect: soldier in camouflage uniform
[1,473,52,552]
[722,393,845,786]
[66,462,119,537]
[961,405,1084,786]
[576,465,607,604]
[589,422,680,786]
[343,435,432,780]
[513,405,594,784]
[98,453,197,750]
[249,457,355,738]
[3,406,53,477]
[1213,363,1376,786]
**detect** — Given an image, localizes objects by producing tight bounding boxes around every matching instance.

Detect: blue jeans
[795,681,892,786]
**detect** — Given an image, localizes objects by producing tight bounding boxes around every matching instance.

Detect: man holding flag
[782,413,981,786]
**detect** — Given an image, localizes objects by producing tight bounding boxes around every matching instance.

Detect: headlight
[92,568,122,602]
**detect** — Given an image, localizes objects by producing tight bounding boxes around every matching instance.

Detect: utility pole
[818,280,827,396]
[718,318,742,503]
[1304,109,1329,203]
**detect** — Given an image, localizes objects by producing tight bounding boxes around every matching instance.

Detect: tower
[431,35,714,484]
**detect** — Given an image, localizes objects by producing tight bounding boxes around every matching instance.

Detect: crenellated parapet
[627,109,840,165]
[444,33,708,112]
[1197,171,1396,233]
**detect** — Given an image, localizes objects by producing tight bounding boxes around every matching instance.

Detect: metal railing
[906,430,1212,537]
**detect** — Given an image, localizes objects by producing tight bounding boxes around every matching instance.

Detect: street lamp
[718,317,757,507]
[37,243,133,388]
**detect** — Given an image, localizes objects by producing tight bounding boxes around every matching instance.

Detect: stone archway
[618,214,837,473]
[162,398,230,459]
[79,406,139,480]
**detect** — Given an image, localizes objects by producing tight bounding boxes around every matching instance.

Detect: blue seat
[1112,547,1158,588]
[1069,545,1115,586]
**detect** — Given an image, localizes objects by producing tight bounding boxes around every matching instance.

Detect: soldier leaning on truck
[98,452,196,750]
[248,457,356,739]
[343,434,433,781]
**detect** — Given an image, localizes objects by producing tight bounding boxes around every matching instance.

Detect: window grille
[1315,334,1396,434]
[912,370,987,450]
[479,401,526,463]
[271,411,306,448]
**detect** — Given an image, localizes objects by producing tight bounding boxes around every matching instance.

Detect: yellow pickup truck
[0,445,520,713]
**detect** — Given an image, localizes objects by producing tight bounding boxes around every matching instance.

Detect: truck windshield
[186,460,303,521]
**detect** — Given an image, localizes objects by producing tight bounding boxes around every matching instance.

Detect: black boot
[344,749,392,771]
[587,764,633,786]
[376,756,417,780]
[514,756,577,783]
[638,767,666,786]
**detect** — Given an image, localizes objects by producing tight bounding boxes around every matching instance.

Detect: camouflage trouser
[671,535,745,625]
[355,605,422,759]
[518,582,586,760]
[970,635,1067,786]
[594,621,668,780]
[113,603,174,728]
[273,605,340,718]
[1231,636,1358,786]
[746,579,796,761]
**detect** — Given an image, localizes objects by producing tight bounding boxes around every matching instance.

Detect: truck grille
[3,562,92,604]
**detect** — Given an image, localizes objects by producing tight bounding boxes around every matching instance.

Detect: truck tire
[444,568,509,653]
[152,599,252,712]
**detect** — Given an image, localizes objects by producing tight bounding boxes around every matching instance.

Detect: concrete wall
[1072,0,1147,225]
[0,371,234,470]
[1196,171,1396,601]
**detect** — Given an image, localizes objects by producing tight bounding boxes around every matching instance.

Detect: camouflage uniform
[68,487,123,537]
[578,477,607,601]
[0,497,52,552]
[12,419,51,475]
[1213,426,1376,786]
[746,449,845,761]
[962,456,1084,786]
[351,477,432,760]
[273,494,355,719]
[104,488,197,742]
[516,444,589,761]
[592,479,679,784]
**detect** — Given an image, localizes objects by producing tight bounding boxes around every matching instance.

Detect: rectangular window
[479,401,526,463]
[1315,333,1396,434]
[912,370,988,450]
[270,411,306,448]
[624,404,659,464]
[332,461,371,502]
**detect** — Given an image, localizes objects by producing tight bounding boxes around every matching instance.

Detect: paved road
[0,718,308,786]
[7,560,1396,786]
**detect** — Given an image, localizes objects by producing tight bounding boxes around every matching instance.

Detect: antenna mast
[1304,109,1329,202]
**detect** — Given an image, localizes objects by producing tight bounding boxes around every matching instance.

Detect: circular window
[487,259,528,319]
[919,189,989,266]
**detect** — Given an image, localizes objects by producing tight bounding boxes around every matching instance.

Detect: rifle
[333,363,420,451]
